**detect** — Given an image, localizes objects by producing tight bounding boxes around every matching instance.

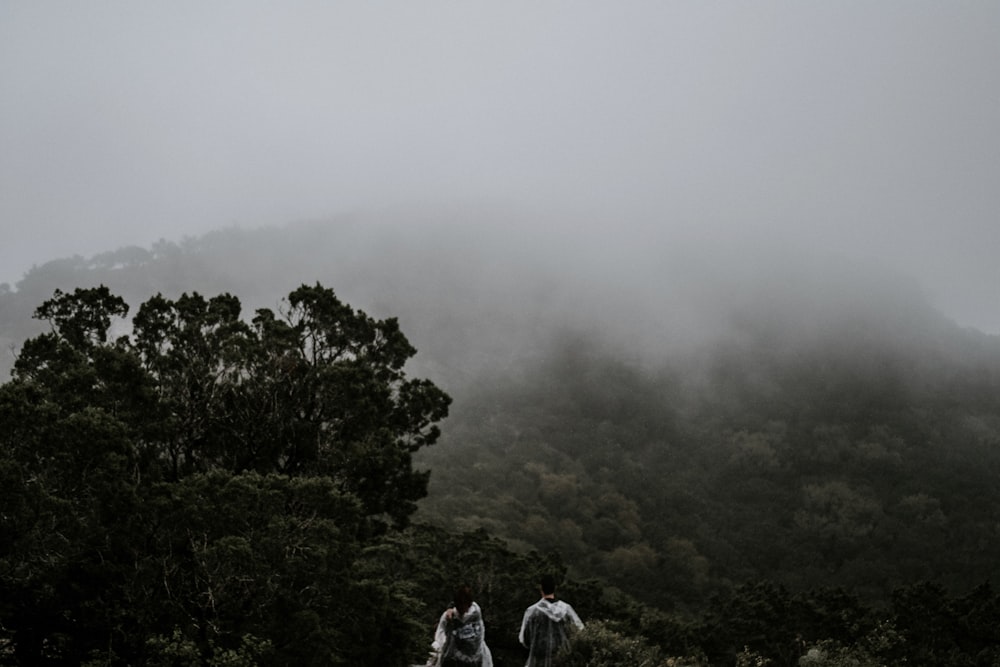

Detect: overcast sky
[2,2,998,332]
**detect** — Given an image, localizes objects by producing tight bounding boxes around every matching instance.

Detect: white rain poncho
[518,598,584,667]
[429,601,494,667]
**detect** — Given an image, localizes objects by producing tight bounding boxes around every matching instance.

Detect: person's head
[540,574,557,597]
[453,584,474,615]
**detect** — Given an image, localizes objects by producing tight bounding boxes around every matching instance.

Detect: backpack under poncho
[432,602,493,667]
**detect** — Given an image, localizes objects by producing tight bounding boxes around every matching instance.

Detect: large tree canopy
[0,284,450,665]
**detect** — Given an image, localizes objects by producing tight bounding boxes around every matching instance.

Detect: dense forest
[4,218,1000,666]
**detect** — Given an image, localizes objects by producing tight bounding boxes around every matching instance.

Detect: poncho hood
[534,599,574,623]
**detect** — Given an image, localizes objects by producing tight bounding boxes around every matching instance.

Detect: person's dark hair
[540,574,557,596]
[454,584,474,616]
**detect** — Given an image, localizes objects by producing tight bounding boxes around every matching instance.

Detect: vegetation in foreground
[4,233,1000,664]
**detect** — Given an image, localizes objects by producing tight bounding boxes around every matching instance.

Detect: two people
[429,576,583,667]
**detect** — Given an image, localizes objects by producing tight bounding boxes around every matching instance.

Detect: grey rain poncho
[429,601,494,667]
[518,598,584,667]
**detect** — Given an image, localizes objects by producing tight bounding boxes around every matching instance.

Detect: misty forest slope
[418,320,1000,608]
[4,217,1000,612]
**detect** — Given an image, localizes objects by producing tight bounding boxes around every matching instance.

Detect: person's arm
[474,614,487,649]
[518,608,532,647]
[433,609,451,650]
[567,604,584,630]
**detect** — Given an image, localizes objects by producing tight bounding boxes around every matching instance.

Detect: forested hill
[419,314,1000,608]
[3,217,1000,610]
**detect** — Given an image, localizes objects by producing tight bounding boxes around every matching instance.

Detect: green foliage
[797,635,896,667]
[0,284,450,665]
[552,619,675,667]
[886,581,1000,666]
[7,233,1000,665]
[143,631,274,667]
[8,230,1000,613]
[124,283,450,526]
[698,581,803,666]
[417,324,1000,609]
[734,647,772,667]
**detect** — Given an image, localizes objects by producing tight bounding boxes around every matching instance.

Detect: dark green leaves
[33,285,128,348]
[1,283,450,664]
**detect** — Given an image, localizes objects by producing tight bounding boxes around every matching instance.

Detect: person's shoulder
[561,599,580,613]
[551,599,580,618]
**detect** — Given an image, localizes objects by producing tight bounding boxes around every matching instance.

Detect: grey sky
[2,2,998,331]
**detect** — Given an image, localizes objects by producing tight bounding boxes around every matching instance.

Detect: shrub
[554,619,704,667]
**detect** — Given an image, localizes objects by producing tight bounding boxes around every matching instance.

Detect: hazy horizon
[3,2,998,332]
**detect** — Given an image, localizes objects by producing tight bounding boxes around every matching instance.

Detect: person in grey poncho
[430,584,493,667]
[518,575,584,667]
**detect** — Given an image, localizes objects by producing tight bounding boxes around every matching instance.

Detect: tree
[0,284,451,664]
[126,283,448,524]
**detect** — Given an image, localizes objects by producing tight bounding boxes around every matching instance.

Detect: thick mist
[1,207,975,397]
[2,3,999,333]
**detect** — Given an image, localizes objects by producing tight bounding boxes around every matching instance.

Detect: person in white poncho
[429,584,494,667]
[518,575,584,667]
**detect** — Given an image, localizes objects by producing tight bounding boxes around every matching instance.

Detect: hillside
[418,318,1000,608]
[4,215,1000,614]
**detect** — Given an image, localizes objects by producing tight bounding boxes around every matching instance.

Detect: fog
[2,2,998,332]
